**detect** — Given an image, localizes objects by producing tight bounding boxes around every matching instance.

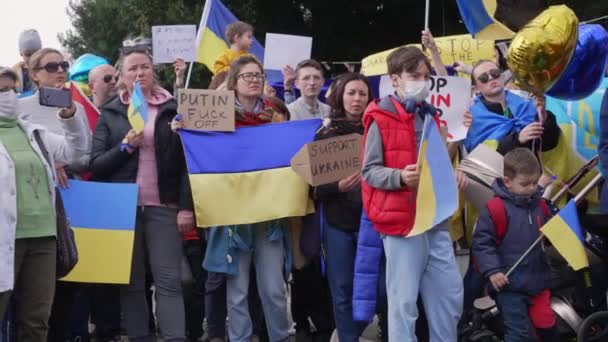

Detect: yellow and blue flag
[195,0,264,71]
[60,180,138,284]
[456,0,515,40]
[180,120,320,227]
[541,200,589,270]
[127,81,148,132]
[410,116,459,236]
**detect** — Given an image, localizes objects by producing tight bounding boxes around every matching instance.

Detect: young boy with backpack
[473,148,557,342]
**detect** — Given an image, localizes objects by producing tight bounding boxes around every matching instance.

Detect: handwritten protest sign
[178,89,235,132]
[291,133,362,186]
[264,33,313,70]
[361,34,495,76]
[152,25,197,64]
[378,75,471,142]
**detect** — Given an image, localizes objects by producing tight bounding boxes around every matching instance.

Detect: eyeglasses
[476,69,502,84]
[35,61,70,73]
[103,74,119,83]
[238,72,265,83]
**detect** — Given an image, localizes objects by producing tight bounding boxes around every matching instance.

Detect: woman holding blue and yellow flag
[464,60,561,155]
[89,46,193,342]
[197,55,291,342]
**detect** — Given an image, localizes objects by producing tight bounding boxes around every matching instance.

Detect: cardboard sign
[291,133,362,186]
[152,25,197,64]
[379,75,471,142]
[177,89,235,132]
[263,33,313,70]
[361,34,495,76]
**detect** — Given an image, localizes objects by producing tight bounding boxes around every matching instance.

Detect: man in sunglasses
[88,64,118,108]
[12,29,42,94]
[464,60,560,155]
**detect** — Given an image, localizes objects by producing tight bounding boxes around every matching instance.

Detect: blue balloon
[69,53,110,82]
[547,24,608,100]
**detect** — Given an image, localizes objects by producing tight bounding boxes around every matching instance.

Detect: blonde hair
[28,48,63,87]
[225,21,254,44]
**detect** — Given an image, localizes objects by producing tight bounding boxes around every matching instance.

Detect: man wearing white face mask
[360,47,466,341]
[0,67,88,342]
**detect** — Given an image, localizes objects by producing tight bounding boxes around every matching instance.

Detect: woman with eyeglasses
[0,67,89,342]
[200,56,290,342]
[89,47,194,341]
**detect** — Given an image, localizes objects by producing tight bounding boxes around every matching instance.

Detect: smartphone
[39,87,72,108]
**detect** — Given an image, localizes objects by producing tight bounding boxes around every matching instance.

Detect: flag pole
[185,62,194,89]
[187,0,214,89]
[506,173,603,277]
[424,0,430,30]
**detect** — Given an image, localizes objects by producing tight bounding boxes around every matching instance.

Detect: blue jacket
[203,220,291,279]
[352,211,384,322]
[599,86,608,213]
[472,180,553,295]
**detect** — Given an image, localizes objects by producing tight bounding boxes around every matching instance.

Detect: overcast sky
[0,0,72,67]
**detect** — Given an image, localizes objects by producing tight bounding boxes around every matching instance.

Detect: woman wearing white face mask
[0,67,89,342]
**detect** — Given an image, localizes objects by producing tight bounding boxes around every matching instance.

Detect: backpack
[486,196,551,246]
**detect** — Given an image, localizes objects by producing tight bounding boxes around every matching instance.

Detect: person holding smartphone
[16,48,92,341]
[18,48,92,186]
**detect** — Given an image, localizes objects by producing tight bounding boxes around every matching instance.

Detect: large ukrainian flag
[456,0,515,40]
[195,0,264,71]
[60,180,138,284]
[541,200,589,270]
[180,120,321,227]
[410,116,459,236]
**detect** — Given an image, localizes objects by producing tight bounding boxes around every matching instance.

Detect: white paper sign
[152,25,197,64]
[263,33,313,70]
[379,75,471,142]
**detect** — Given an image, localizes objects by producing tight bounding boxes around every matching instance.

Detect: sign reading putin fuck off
[178,89,235,132]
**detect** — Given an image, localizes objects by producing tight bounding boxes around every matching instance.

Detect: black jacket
[313,119,364,232]
[478,97,561,155]
[473,179,553,295]
[89,95,193,210]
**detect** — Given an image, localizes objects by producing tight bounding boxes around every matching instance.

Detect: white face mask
[402,80,430,103]
[0,90,18,119]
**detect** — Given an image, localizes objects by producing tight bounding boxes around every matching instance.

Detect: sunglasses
[120,45,152,57]
[35,61,70,73]
[476,69,502,84]
[238,72,265,83]
[0,87,15,93]
[103,74,119,83]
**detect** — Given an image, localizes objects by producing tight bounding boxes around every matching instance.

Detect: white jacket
[0,113,89,292]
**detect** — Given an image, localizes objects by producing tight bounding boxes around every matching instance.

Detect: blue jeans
[495,292,534,342]
[382,224,463,342]
[226,224,289,342]
[323,224,367,342]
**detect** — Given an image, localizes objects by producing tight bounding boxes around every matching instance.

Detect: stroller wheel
[577,311,608,342]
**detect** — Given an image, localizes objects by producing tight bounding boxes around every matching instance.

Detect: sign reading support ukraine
[60,181,138,284]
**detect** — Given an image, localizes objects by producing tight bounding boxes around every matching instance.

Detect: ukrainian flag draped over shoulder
[464,91,536,152]
[195,0,265,71]
[180,120,320,227]
[464,91,598,203]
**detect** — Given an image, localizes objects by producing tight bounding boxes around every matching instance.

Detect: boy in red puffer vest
[361,46,465,341]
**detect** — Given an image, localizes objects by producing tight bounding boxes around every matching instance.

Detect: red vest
[361,96,439,236]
